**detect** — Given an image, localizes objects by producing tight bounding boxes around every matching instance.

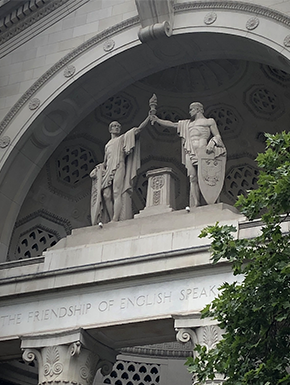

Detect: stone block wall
[0,0,137,123]
[1,0,290,126]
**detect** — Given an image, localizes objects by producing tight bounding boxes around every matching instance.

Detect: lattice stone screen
[225,164,259,201]
[16,227,58,259]
[103,361,160,385]
[57,146,95,186]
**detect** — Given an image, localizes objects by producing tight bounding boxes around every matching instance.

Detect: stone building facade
[0,1,290,384]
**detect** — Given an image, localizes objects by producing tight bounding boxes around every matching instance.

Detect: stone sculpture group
[90,95,226,225]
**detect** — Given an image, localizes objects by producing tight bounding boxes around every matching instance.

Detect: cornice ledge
[0,15,140,136]
[0,0,70,44]
[174,1,290,27]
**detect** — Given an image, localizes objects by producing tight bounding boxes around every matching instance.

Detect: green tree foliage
[185,132,290,385]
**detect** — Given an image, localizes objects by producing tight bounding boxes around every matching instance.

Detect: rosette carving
[204,12,217,25]
[0,136,10,148]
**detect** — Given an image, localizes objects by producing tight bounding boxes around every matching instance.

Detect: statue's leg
[102,186,113,221]
[189,167,200,207]
[112,163,125,222]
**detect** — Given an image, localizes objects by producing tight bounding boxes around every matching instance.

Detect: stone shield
[198,147,226,205]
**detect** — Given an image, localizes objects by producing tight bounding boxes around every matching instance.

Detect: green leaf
[186,132,290,385]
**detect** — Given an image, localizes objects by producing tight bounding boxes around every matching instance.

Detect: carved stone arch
[1,2,290,260]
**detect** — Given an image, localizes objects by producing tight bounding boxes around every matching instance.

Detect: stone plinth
[136,167,176,218]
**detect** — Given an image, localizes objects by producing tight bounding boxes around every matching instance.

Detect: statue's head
[189,102,204,117]
[109,121,122,135]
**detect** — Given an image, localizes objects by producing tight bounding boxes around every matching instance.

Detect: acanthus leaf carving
[202,325,219,350]
[43,346,64,377]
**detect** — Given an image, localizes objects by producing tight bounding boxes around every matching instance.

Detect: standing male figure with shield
[150,102,226,207]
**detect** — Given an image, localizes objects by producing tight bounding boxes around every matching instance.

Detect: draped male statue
[90,116,150,225]
[150,102,226,207]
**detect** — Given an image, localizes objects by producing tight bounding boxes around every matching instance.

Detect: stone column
[135,167,176,218]
[175,317,224,385]
[21,329,117,385]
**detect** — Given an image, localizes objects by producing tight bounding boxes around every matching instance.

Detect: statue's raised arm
[90,97,153,226]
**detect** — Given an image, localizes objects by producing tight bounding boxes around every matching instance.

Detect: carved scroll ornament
[135,0,174,42]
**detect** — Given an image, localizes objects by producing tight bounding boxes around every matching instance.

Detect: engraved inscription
[0,273,240,337]
[27,303,92,322]
[120,292,172,309]
[179,285,217,300]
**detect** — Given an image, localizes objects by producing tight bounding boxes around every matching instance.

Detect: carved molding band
[0,15,139,136]
[0,0,70,48]
[174,1,290,28]
[1,1,290,135]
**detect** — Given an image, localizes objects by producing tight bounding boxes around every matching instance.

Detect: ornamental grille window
[16,228,58,259]
[101,96,132,120]
[208,107,238,133]
[225,165,259,200]
[261,65,290,83]
[103,361,160,385]
[57,146,95,186]
[251,88,278,114]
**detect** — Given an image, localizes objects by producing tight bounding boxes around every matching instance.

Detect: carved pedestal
[175,317,224,385]
[21,329,117,385]
[135,167,176,218]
